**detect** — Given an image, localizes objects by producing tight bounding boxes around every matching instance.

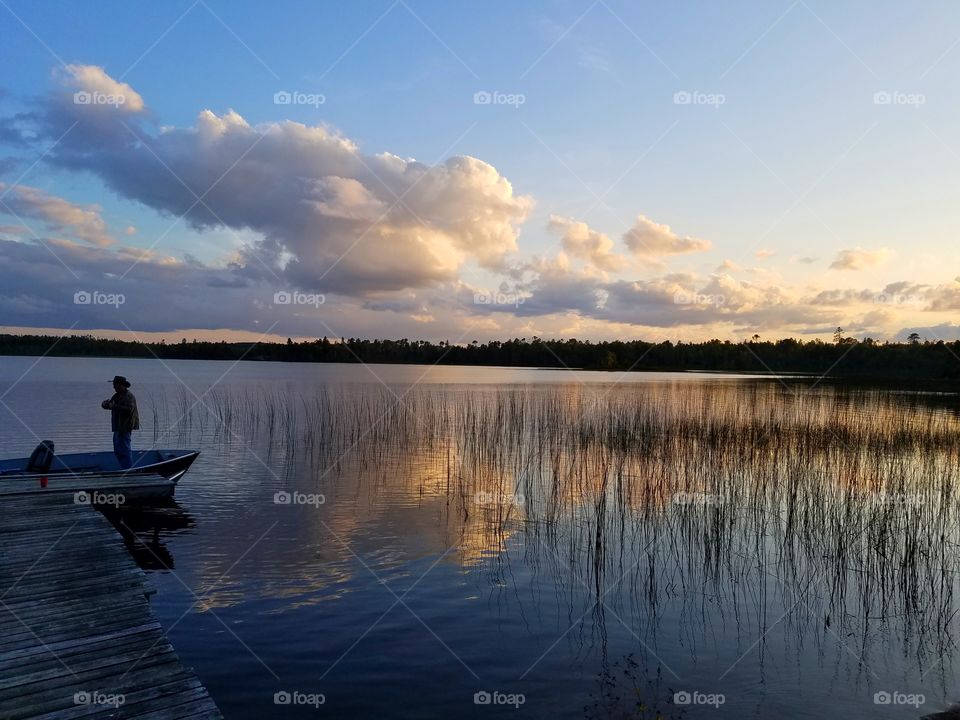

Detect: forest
[0,332,957,381]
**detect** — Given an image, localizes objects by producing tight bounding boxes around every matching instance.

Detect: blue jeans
[113,431,133,469]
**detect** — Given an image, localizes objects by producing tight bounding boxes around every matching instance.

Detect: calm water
[2,356,959,719]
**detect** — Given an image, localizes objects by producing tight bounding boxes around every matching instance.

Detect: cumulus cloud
[622,214,711,256]
[923,277,960,310]
[829,247,892,271]
[546,215,625,272]
[807,288,872,307]
[801,279,960,316]
[59,64,145,112]
[493,258,840,333]
[33,65,533,296]
[0,183,114,246]
[2,62,953,343]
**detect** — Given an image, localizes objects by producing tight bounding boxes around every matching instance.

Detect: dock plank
[0,492,221,719]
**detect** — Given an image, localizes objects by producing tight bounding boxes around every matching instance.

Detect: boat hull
[0,449,200,499]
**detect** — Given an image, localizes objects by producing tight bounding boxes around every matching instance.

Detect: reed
[147,380,960,673]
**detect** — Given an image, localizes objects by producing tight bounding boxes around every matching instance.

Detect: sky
[1,0,959,345]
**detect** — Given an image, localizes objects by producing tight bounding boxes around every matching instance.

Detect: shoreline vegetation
[0,332,958,381]
[151,379,960,683]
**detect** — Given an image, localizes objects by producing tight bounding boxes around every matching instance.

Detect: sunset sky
[2,0,959,345]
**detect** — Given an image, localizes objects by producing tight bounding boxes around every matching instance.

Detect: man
[101,375,140,469]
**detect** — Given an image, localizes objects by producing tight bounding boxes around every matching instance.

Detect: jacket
[108,390,140,433]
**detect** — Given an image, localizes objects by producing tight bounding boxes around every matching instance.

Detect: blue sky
[2,0,960,342]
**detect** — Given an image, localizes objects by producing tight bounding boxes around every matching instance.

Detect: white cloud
[622,214,711,256]
[40,65,533,295]
[829,247,893,271]
[0,183,114,246]
[0,62,952,343]
[59,64,145,112]
[547,215,625,272]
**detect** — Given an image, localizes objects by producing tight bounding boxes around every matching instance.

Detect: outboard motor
[25,440,55,473]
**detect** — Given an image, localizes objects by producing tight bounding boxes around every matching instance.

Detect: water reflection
[3,358,960,718]
[102,499,194,571]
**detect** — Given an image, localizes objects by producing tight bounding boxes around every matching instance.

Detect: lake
[1,356,959,718]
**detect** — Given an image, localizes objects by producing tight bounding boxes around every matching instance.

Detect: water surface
[2,356,958,718]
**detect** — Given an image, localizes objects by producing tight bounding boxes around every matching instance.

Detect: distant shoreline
[0,332,957,384]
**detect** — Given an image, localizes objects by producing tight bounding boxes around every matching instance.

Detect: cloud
[0,218,935,343]
[923,277,960,311]
[59,64,145,112]
[0,231,534,342]
[829,247,892,271]
[0,117,31,148]
[536,17,615,76]
[37,64,533,296]
[0,183,114,246]
[492,258,843,333]
[622,214,711,256]
[894,323,960,342]
[2,62,953,344]
[547,215,625,272]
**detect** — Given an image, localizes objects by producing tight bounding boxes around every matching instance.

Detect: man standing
[101,375,140,469]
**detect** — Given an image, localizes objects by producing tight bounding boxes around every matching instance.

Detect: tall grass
[150,380,960,673]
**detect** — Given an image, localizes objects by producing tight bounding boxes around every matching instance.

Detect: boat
[0,442,200,500]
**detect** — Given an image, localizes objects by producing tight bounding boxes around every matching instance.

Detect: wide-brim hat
[110,375,131,388]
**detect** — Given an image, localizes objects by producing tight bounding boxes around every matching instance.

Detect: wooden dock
[0,490,222,718]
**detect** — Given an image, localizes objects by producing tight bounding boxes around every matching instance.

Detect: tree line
[0,332,957,381]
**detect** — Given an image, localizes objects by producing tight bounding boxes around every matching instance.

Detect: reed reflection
[148,379,960,696]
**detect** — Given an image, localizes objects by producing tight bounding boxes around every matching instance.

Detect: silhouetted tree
[0,333,955,380]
